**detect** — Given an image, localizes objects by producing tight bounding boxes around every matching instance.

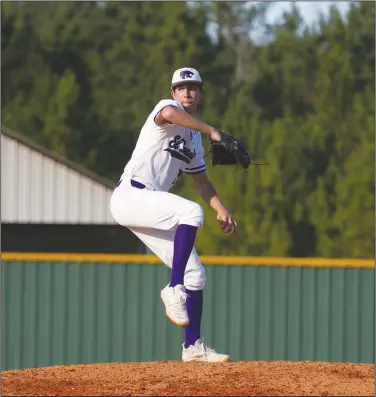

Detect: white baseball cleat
[160,284,189,327]
[182,338,231,362]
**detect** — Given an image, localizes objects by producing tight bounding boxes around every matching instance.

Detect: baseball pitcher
[110,67,250,362]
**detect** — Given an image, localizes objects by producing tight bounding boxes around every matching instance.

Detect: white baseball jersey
[121,99,206,192]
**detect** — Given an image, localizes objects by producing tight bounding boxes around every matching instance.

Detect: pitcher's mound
[2,360,374,396]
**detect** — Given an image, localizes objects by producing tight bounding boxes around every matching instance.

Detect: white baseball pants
[109,178,206,290]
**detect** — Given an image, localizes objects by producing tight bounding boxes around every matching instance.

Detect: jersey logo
[180,70,194,79]
[164,135,196,164]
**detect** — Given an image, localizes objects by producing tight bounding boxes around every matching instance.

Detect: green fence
[2,254,374,370]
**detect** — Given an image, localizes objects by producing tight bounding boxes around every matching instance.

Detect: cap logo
[180,70,194,79]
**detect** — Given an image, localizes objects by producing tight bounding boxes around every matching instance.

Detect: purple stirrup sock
[169,224,197,287]
[184,289,203,348]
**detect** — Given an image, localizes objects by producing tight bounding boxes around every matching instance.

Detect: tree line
[2,1,374,258]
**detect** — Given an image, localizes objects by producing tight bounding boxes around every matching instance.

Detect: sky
[251,1,352,42]
[198,1,354,44]
[264,1,351,25]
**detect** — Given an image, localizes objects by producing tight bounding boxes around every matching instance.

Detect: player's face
[171,83,203,114]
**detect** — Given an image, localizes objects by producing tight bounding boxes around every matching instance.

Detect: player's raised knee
[181,203,204,228]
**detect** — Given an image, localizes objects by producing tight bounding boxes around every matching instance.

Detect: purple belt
[115,179,145,189]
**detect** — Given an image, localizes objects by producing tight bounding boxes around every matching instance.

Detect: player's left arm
[190,171,236,234]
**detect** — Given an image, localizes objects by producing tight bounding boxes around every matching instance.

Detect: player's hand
[209,128,221,142]
[216,207,237,234]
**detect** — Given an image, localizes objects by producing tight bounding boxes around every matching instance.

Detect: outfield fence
[2,253,374,370]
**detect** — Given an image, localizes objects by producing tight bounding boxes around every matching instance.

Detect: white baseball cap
[171,67,203,88]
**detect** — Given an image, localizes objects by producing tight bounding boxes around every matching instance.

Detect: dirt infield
[2,360,374,396]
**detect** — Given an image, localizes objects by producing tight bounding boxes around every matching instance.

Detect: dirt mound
[2,360,374,396]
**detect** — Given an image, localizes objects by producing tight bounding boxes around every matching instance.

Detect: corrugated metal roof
[1,126,117,224]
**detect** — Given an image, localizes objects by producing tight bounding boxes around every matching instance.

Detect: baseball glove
[209,131,251,169]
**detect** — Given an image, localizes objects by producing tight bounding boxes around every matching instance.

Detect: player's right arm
[156,106,221,141]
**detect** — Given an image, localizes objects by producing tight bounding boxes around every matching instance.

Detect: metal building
[1,126,116,224]
[1,126,141,253]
